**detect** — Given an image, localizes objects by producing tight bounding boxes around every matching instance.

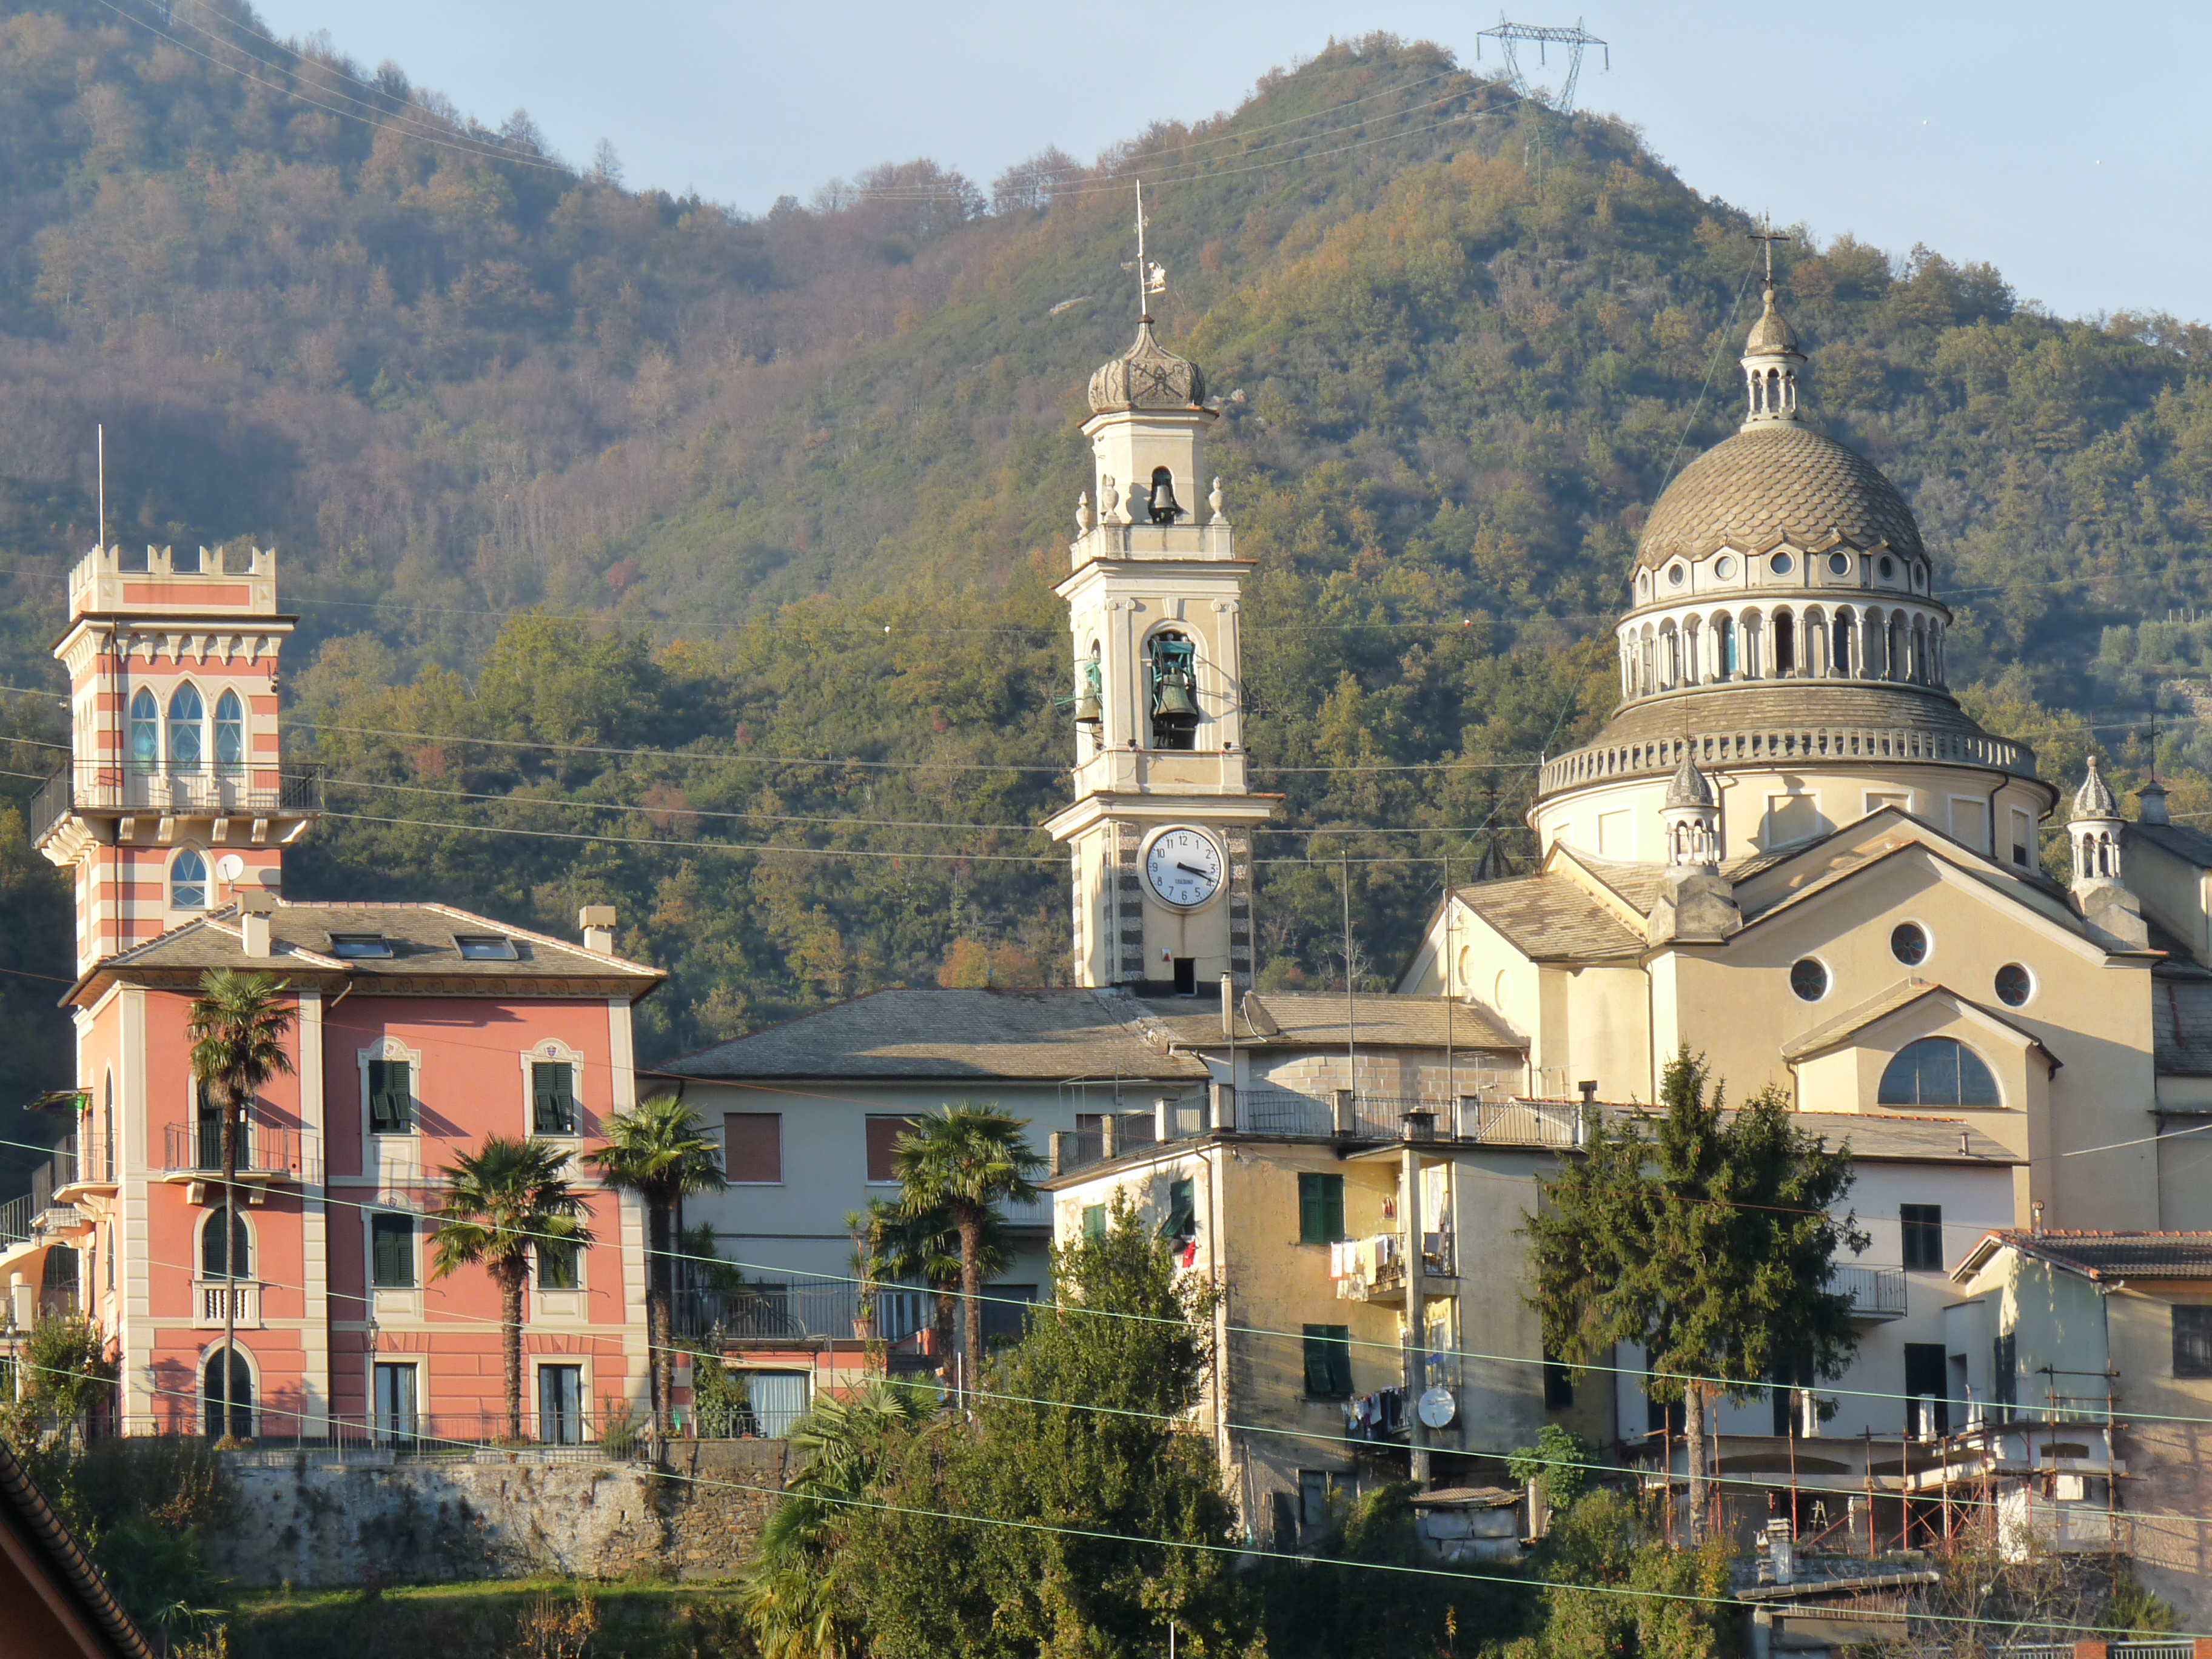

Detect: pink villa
[2,544,662,1443]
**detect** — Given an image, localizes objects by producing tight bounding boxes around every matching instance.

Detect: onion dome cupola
[1087,315,1207,414]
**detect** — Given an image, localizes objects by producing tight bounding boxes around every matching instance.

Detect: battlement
[69,544,281,621]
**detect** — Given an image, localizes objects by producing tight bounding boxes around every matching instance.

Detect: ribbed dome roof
[1087,316,1206,414]
[1664,754,1714,808]
[1743,281,1798,356]
[2072,754,2118,821]
[1634,422,1926,573]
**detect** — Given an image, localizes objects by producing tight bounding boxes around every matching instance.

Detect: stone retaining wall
[206,1439,791,1587]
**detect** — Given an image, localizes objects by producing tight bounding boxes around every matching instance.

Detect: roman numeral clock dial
[1144,828,1222,908]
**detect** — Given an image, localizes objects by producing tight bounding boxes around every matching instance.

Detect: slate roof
[75,900,663,1002]
[2153,979,2212,1074]
[1453,874,1644,963]
[2131,818,2212,870]
[1600,1105,2018,1165]
[0,1438,155,1658]
[1962,1230,2212,1281]
[1150,992,1518,1053]
[654,988,1523,1084]
[1777,978,2054,1070]
[1571,681,1997,754]
[655,988,1209,1082]
[1635,419,1926,571]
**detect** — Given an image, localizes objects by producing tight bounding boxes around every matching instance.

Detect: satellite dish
[215,854,245,883]
[1241,991,1282,1037]
[1417,1384,1457,1430]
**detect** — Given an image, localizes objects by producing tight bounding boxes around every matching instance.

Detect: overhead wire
[14,1356,2179,1640]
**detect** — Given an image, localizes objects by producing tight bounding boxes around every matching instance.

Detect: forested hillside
[3,0,2212,1178]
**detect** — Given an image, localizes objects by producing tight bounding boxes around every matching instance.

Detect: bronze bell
[1153,674,1199,720]
[1074,690,1102,724]
[1147,469,1181,525]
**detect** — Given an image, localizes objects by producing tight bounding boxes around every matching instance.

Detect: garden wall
[206,1439,791,1587]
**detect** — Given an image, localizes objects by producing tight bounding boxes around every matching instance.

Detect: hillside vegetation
[1,1,2210,1156]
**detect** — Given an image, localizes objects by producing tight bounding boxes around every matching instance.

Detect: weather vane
[1124,178,1167,314]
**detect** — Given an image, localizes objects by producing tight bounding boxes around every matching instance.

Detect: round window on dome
[1994,964,2033,1008]
[1789,958,1829,1002]
[1668,564,1685,587]
[1828,552,1851,576]
[1715,555,1737,579]
[1771,552,1794,575]
[1879,555,1895,580]
[1891,922,1929,967]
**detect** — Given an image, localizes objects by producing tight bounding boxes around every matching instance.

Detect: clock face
[1145,828,1223,908]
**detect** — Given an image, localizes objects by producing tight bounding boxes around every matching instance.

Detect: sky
[239,0,2212,325]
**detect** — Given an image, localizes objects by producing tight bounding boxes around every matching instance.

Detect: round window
[1891,922,1929,967]
[1879,555,1895,580]
[1668,563,1686,587]
[1771,552,1794,575]
[1994,964,2032,1007]
[1789,958,1829,1002]
[1828,552,1851,576]
[1715,555,1738,578]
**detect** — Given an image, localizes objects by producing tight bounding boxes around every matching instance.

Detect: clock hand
[1175,862,1211,877]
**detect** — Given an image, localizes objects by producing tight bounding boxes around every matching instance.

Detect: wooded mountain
[3,2,2211,1183]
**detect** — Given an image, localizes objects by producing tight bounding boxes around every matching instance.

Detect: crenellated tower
[35,545,319,972]
[1044,318,1278,992]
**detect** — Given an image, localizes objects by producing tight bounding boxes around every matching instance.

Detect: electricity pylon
[1475,16,1610,116]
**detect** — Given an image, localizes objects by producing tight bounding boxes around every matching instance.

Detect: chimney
[1577,1080,1598,1107]
[238,890,276,958]
[579,905,617,953]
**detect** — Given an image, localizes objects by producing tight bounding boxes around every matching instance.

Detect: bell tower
[35,543,318,972]
[1044,317,1278,992]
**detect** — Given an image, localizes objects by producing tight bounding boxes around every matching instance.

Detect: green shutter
[538,1241,579,1290]
[1167,1178,1195,1241]
[1302,1324,1352,1398]
[368,1061,413,1134]
[371,1214,414,1288]
[1298,1173,1345,1245]
[1082,1204,1107,1240]
[532,1062,575,1134]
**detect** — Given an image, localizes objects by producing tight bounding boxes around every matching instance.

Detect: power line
[16,1357,2174,1639]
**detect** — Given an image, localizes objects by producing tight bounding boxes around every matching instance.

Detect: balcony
[192,1280,260,1328]
[1829,1264,1907,1320]
[33,761,323,845]
[160,1122,320,1186]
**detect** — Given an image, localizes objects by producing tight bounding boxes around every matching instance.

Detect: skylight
[455,935,518,960]
[328,933,392,959]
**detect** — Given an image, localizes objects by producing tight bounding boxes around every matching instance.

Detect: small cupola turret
[2067,756,2148,948]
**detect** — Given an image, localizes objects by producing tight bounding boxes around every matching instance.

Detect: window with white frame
[167,683,204,769]
[213,689,244,771]
[360,1039,422,1136]
[170,849,209,910]
[521,1041,583,1136]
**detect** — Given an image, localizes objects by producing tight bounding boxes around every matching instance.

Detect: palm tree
[874,1198,1008,1381]
[429,1134,594,1443]
[586,1095,727,1436]
[186,968,293,1446]
[891,1104,1041,1405]
[740,1379,934,1657]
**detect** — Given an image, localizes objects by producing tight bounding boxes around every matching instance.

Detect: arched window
[1774,610,1796,677]
[130,688,158,770]
[168,684,204,769]
[214,689,244,771]
[1832,611,1854,677]
[170,849,208,910]
[1877,1037,2000,1108]
[1717,615,1737,678]
[1888,614,1907,681]
[204,1345,252,1440]
[201,1206,250,1278]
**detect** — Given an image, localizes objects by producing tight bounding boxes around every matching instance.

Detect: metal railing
[0,1194,30,1247]
[130,1408,652,1463]
[1830,1264,1908,1318]
[1238,1090,1335,1138]
[673,1282,938,1344]
[161,1122,319,1180]
[32,760,323,843]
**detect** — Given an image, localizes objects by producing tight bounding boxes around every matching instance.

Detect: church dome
[1634,423,1926,573]
[1088,316,1206,414]
[1743,283,1798,356]
[2072,754,2118,822]
[1664,753,1714,809]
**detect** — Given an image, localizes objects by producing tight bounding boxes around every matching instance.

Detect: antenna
[1475,15,1610,116]
[96,423,105,552]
